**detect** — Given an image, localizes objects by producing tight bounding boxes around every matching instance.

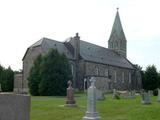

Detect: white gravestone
[112,89,117,99]
[96,89,105,100]
[83,77,101,120]
[141,91,151,104]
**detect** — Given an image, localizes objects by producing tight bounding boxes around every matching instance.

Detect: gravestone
[149,90,153,97]
[66,80,76,107]
[112,89,118,99]
[141,91,151,104]
[83,77,101,120]
[123,90,136,99]
[96,89,105,100]
[14,73,23,94]
[157,88,160,102]
[0,93,30,120]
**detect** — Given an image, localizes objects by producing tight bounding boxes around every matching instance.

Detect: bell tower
[108,8,127,58]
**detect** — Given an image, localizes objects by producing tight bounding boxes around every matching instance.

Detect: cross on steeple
[117,7,119,11]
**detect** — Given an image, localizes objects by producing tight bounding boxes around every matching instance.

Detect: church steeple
[108,8,127,58]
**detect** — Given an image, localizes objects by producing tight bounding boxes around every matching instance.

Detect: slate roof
[69,39,134,69]
[40,38,74,59]
[24,37,134,69]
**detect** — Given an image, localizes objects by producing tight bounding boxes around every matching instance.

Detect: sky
[0,0,160,71]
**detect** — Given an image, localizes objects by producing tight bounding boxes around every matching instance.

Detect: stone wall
[14,73,23,93]
[23,46,43,92]
[22,47,141,92]
[84,61,136,91]
[0,93,30,120]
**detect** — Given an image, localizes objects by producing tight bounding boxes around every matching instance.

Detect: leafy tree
[28,49,72,96]
[142,65,158,91]
[28,54,42,96]
[0,65,14,92]
[0,65,4,81]
[158,72,160,88]
[39,49,72,96]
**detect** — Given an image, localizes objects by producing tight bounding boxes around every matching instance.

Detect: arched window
[122,72,125,83]
[129,72,131,84]
[115,41,118,49]
[114,70,117,83]
[95,67,99,76]
[71,64,74,75]
[105,69,108,77]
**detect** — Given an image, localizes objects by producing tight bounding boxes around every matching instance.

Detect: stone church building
[14,10,141,93]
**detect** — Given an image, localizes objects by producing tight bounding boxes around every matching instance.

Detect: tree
[158,72,160,88]
[39,49,72,96]
[142,65,158,91]
[28,54,42,96]
[0,65,14,92]
[0,65,4,81]
[28,49,72,96]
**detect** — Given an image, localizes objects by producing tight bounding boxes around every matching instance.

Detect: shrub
[153,89,158,96]
[142,65,158,91]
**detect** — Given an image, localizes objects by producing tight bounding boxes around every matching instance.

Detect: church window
[105,69,108,77]
[121,41,123,49]
[71,64,74,76]
[110,42,113,48]
[115,41,118,49]
[129,72,131,84]
[122,72,124,83]
[95,67,99,76]
[114,70,117,83]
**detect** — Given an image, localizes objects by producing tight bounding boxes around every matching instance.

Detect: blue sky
[0,0,160,71]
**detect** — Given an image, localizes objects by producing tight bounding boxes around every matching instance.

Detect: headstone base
[65,104,77,107]
[141,101,151,105]
[83,111,101,120]
[66,100,76,107]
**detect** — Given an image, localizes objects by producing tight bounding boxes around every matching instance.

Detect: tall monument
[83,77,101,120]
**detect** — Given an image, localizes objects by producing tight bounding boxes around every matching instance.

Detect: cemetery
[0,4,159,120]
[0,75,160,120]
[30,91,160,120]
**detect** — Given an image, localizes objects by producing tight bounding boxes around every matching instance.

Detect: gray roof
[41,38,73,59]
[25,37,134,69]
[69,39,134,69]
[30,38,44,48]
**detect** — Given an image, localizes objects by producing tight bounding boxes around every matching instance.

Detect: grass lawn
[31,93,160,120]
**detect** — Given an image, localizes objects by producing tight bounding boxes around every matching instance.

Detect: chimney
[74,33,80,60]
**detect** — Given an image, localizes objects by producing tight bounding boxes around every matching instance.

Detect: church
[16,10,141,93]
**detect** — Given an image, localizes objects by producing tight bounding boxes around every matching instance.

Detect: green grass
[31,94,160,120]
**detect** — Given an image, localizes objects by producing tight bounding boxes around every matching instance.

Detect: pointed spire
[110,8,126,39]
[108,8,127,58]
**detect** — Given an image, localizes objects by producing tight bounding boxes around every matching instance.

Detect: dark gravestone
[66,81,76,107]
